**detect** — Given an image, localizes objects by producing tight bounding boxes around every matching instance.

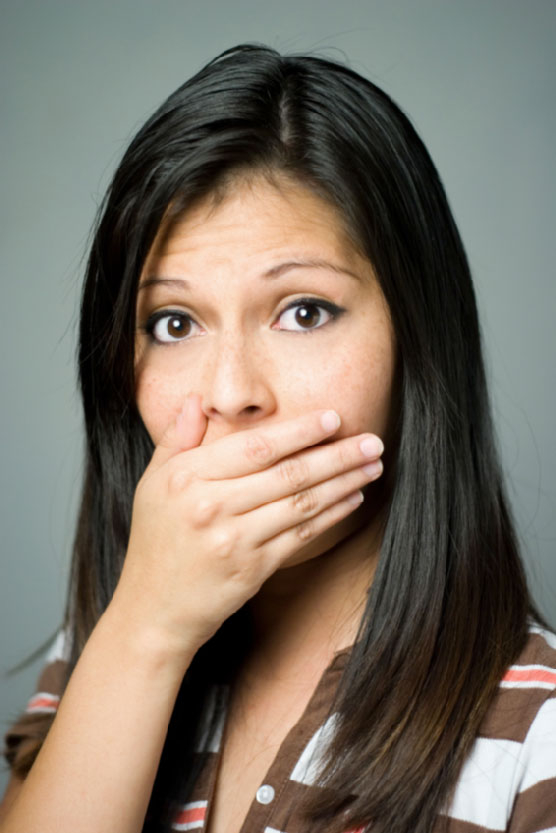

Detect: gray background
[1,0,554,793]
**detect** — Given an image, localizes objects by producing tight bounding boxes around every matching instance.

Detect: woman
[1,43,555,833]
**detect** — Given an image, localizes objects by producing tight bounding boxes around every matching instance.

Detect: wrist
[99,595,200,682]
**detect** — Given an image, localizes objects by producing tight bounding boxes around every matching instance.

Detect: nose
[200,333,277,426]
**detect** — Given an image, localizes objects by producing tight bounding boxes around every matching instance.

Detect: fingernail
[362,460,383,478]
[360,436,384,458]
[347,490,364,506]
[321,410,341,432]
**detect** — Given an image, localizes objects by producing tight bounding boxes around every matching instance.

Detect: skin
[131,174,396,833]
[0,174,396,833]
[136,172,395,669]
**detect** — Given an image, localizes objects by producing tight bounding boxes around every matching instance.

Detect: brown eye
[149,312,199,343]
[294,304,321,328]
[167,316,190,338]
[277,300,337,332]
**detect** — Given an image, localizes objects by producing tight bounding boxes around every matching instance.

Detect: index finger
[181,409,342,480]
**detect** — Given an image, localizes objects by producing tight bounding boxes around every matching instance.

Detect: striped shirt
[4,623,556,832]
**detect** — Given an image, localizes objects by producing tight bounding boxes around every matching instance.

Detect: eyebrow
[138,258,362,291]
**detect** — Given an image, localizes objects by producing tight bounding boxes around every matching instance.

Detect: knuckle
[293,487,318,515]
[243,432,275,465]
[296,518,315,543]
[191,497,221,528]
[278,456,309,490]
[334,442,351,470]
[210,526,239,561]
[167,467,192,494]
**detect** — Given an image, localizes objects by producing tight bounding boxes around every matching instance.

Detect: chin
[277,506,368,571]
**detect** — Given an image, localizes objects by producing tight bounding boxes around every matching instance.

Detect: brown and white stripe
[5,623,556,833]
[174,624,556,832]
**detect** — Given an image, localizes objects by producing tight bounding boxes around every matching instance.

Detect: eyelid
[141,308,202,345]
[274,296,344,331]
[140,296,345,344]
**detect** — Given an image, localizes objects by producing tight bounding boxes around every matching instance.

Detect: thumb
[151,393,207,469]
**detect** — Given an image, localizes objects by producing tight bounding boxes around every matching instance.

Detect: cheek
[135,369,188,445]
[284,336,394,442]
[134,320,395,446]
[340,363,392,442]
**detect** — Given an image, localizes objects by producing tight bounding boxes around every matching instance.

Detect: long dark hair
[26,43,534,832]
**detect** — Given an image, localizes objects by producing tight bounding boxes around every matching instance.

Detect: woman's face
[135,175,395,562]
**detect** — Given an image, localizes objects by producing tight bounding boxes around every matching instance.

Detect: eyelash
[142,297,345,345]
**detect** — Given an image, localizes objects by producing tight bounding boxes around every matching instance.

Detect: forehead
[141,174,369,276]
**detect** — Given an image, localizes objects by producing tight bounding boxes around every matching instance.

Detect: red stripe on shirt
[502,667,556,685]
[26,694,60,711]
[173,803,207,825]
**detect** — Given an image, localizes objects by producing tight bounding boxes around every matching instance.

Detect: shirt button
[256,784,275,805]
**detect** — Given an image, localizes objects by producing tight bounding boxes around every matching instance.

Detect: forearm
[1,603,195,833]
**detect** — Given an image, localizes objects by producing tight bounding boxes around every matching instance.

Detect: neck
[244,506,381,684]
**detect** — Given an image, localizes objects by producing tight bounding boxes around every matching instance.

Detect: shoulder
[513,620,556,675]
[25,628,71,714]
[492,621,556,749]
[3,628,71,775]
[444,621,556,832]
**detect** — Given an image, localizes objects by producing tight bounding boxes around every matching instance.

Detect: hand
[112,394,384,662]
